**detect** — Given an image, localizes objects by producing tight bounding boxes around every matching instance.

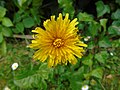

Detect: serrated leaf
[2,17,13,27]
[38,63,50,79]
[0,6,6,17]
[91,68,103,79]
[2,27,12,37]
[96,1,110,17]
[22,16,35,28]
[77,12,93,21]
[14,63,50,89]
[14,73,42,88]
[16,22,24,33]
[41,79,47,90]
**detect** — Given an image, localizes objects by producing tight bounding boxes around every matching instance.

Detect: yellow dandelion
[29,13,87,67]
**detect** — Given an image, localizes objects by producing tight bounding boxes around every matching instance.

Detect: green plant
[0,6,13,56]
[12,0,43,34]
[0,0,120,90]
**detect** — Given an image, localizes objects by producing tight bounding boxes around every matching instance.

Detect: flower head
[82,85,89,90]
[4,86,11,90]
[110,52,113,56]
[84,38,89,41]
[11,63,18,70]
[87,36,91,39]
[29,13,87,67]
[84,36,91,41]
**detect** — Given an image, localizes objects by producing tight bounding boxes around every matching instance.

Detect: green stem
[98,79,106,90]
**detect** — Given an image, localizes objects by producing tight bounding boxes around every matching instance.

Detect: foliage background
[0,0,120,90]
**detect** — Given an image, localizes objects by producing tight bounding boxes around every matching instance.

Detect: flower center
[53,38,64,48]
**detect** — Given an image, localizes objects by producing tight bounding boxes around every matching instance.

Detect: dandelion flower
[29,13,87,67]
[11,63,18,70]
[81,85,89,90]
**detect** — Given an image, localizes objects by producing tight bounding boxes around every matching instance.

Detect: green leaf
[14,63,50,89]
[69,67,84,90]
[32,0,43,7]
[88,41,95,49]
[95,1,110,17]
[70,80,82,90]
[88,21,100,37]
[38,63,51,79]
[16,22,24,33]
[58,0,75,19]
[77,12,93,21]
[65,66,85,90]
[63,5,75,19]
[82,54,93,66]
[78,23,84,30]
[100,19,108,33]
[0,32,3,43]
[91,68,103,79]
[84,73,91,80]
[17,0,27,7]
[30,8,41,25]
[95,51,109,64]
[14,74,43,88]
[0,6,6,17]
[95,54,104,64]
[2,17,13,27]
[108,20,120,35]
[0,40,6,56]
[12,28,19,34]
[111,9,120,20]
[98,37,111,48]
[2,27,12,37]
[13,12,22,23]
[22,16,35,28]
